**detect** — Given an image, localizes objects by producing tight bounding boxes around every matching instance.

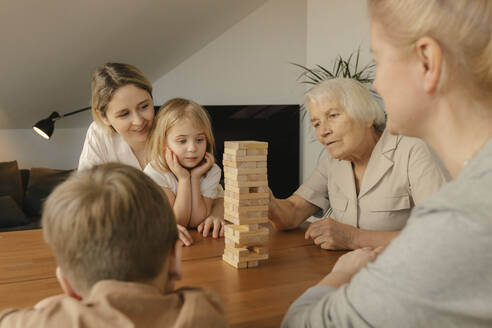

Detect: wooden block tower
[222,141,270,269]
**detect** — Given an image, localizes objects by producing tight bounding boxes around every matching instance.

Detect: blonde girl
[145,98,225,238]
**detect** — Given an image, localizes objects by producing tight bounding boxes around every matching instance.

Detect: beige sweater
[0,280,228,328]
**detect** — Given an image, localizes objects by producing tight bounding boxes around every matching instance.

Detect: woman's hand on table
[318,246,384,287]
[177,224,193,246]
[305,217,358,250]
[197,215,225,239]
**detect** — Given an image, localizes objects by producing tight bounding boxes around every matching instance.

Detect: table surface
[0,225,344,328]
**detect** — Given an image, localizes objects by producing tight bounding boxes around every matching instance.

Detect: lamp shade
[32,112,61,140]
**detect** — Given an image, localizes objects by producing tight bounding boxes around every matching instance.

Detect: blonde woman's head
[91,63,153,134]
[367,0,492,97]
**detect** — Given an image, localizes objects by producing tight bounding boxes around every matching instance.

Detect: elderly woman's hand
[305,217,358,250]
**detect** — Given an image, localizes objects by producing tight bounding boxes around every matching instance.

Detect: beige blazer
[296,130,449,231]
[0,280,228,328]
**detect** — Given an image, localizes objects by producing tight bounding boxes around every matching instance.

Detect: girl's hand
[190,152,214,178]
[197,216,225,239]
[177,224,193,246]
[165,147,190,180]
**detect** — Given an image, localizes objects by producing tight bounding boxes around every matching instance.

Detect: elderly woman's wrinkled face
[308,100,372,161]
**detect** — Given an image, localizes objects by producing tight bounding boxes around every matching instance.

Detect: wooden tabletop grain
[0,225,344,327]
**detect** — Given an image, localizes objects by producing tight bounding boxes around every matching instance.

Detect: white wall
[301,0,371,181]
[0,110,92,169]
[1,0,373,173]
[153,0,307,105]
[0,128,88,169]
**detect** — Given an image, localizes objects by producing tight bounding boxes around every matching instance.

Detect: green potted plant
[292,48,379,98]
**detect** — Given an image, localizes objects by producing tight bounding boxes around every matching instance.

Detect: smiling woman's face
[101,84,154,148]
[308,99,372,161]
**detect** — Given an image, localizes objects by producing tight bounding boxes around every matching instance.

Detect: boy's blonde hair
[147,98,215,173]
[42,163,178,296]
[368,0,492,97]
[91,63,153,134]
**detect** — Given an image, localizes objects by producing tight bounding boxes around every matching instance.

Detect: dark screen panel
[204,105,299,199]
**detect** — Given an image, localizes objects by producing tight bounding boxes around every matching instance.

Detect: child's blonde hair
[147,98,215,173]
[42,163,178,296]
[368,0,492,98]
[91,63,153,135]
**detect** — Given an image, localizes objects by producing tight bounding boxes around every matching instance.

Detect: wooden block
[224,196,269,206]
[223,248,269,263]
[224,215,269,226]
[224,223,259,233]
[247,261,259,268]
[223,202,269,214]
[224,178,268,188]
[225,235,269,249]
[223,166,268,176]
[224,148,247,156]
[225,236,239,249]
[256,161,267,168]
[241,224,259,231]
[222,160,257,168]
[222,253,247,269]
[224,190,269,200]
[246,148,268,156]
[224,224,258,235]
[252,246,269,255]
[223,245,250,257]
[248,186,269,193]
[223,153,267,163]
[223,173,268,182]
[224,141,268,150]
[224,209,268,220]
[224,226,269,247]
[224,186,250,194]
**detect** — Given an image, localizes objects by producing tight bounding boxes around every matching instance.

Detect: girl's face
[166,119,207,169]
[101,84,154,147]
[371,20,427,137]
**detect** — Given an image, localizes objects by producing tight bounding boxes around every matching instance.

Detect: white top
[78,122,141,171]
[144,163,224,199]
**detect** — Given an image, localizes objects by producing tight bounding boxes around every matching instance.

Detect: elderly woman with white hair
[268,77,449,250]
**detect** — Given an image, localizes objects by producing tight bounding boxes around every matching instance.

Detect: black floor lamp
[33,107,91,140]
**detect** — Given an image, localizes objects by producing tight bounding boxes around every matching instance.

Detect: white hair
[305,78,386,132]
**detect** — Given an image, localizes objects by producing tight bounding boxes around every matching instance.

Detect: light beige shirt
[296,130,449,231]
[0,280,228,328]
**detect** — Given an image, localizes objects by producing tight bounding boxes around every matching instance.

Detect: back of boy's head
[42,163,178,296]
[147,97,215,173]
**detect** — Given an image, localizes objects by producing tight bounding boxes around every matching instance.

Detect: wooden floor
[0,225,345,327]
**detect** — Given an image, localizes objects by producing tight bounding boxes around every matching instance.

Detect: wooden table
[0,225,344,327]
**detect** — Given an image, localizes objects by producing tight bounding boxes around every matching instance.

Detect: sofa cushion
[0,196,29,228]
[23,168,73,218]
[0,161,24,207]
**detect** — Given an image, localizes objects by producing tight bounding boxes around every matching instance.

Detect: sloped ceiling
[0,0,267,129]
